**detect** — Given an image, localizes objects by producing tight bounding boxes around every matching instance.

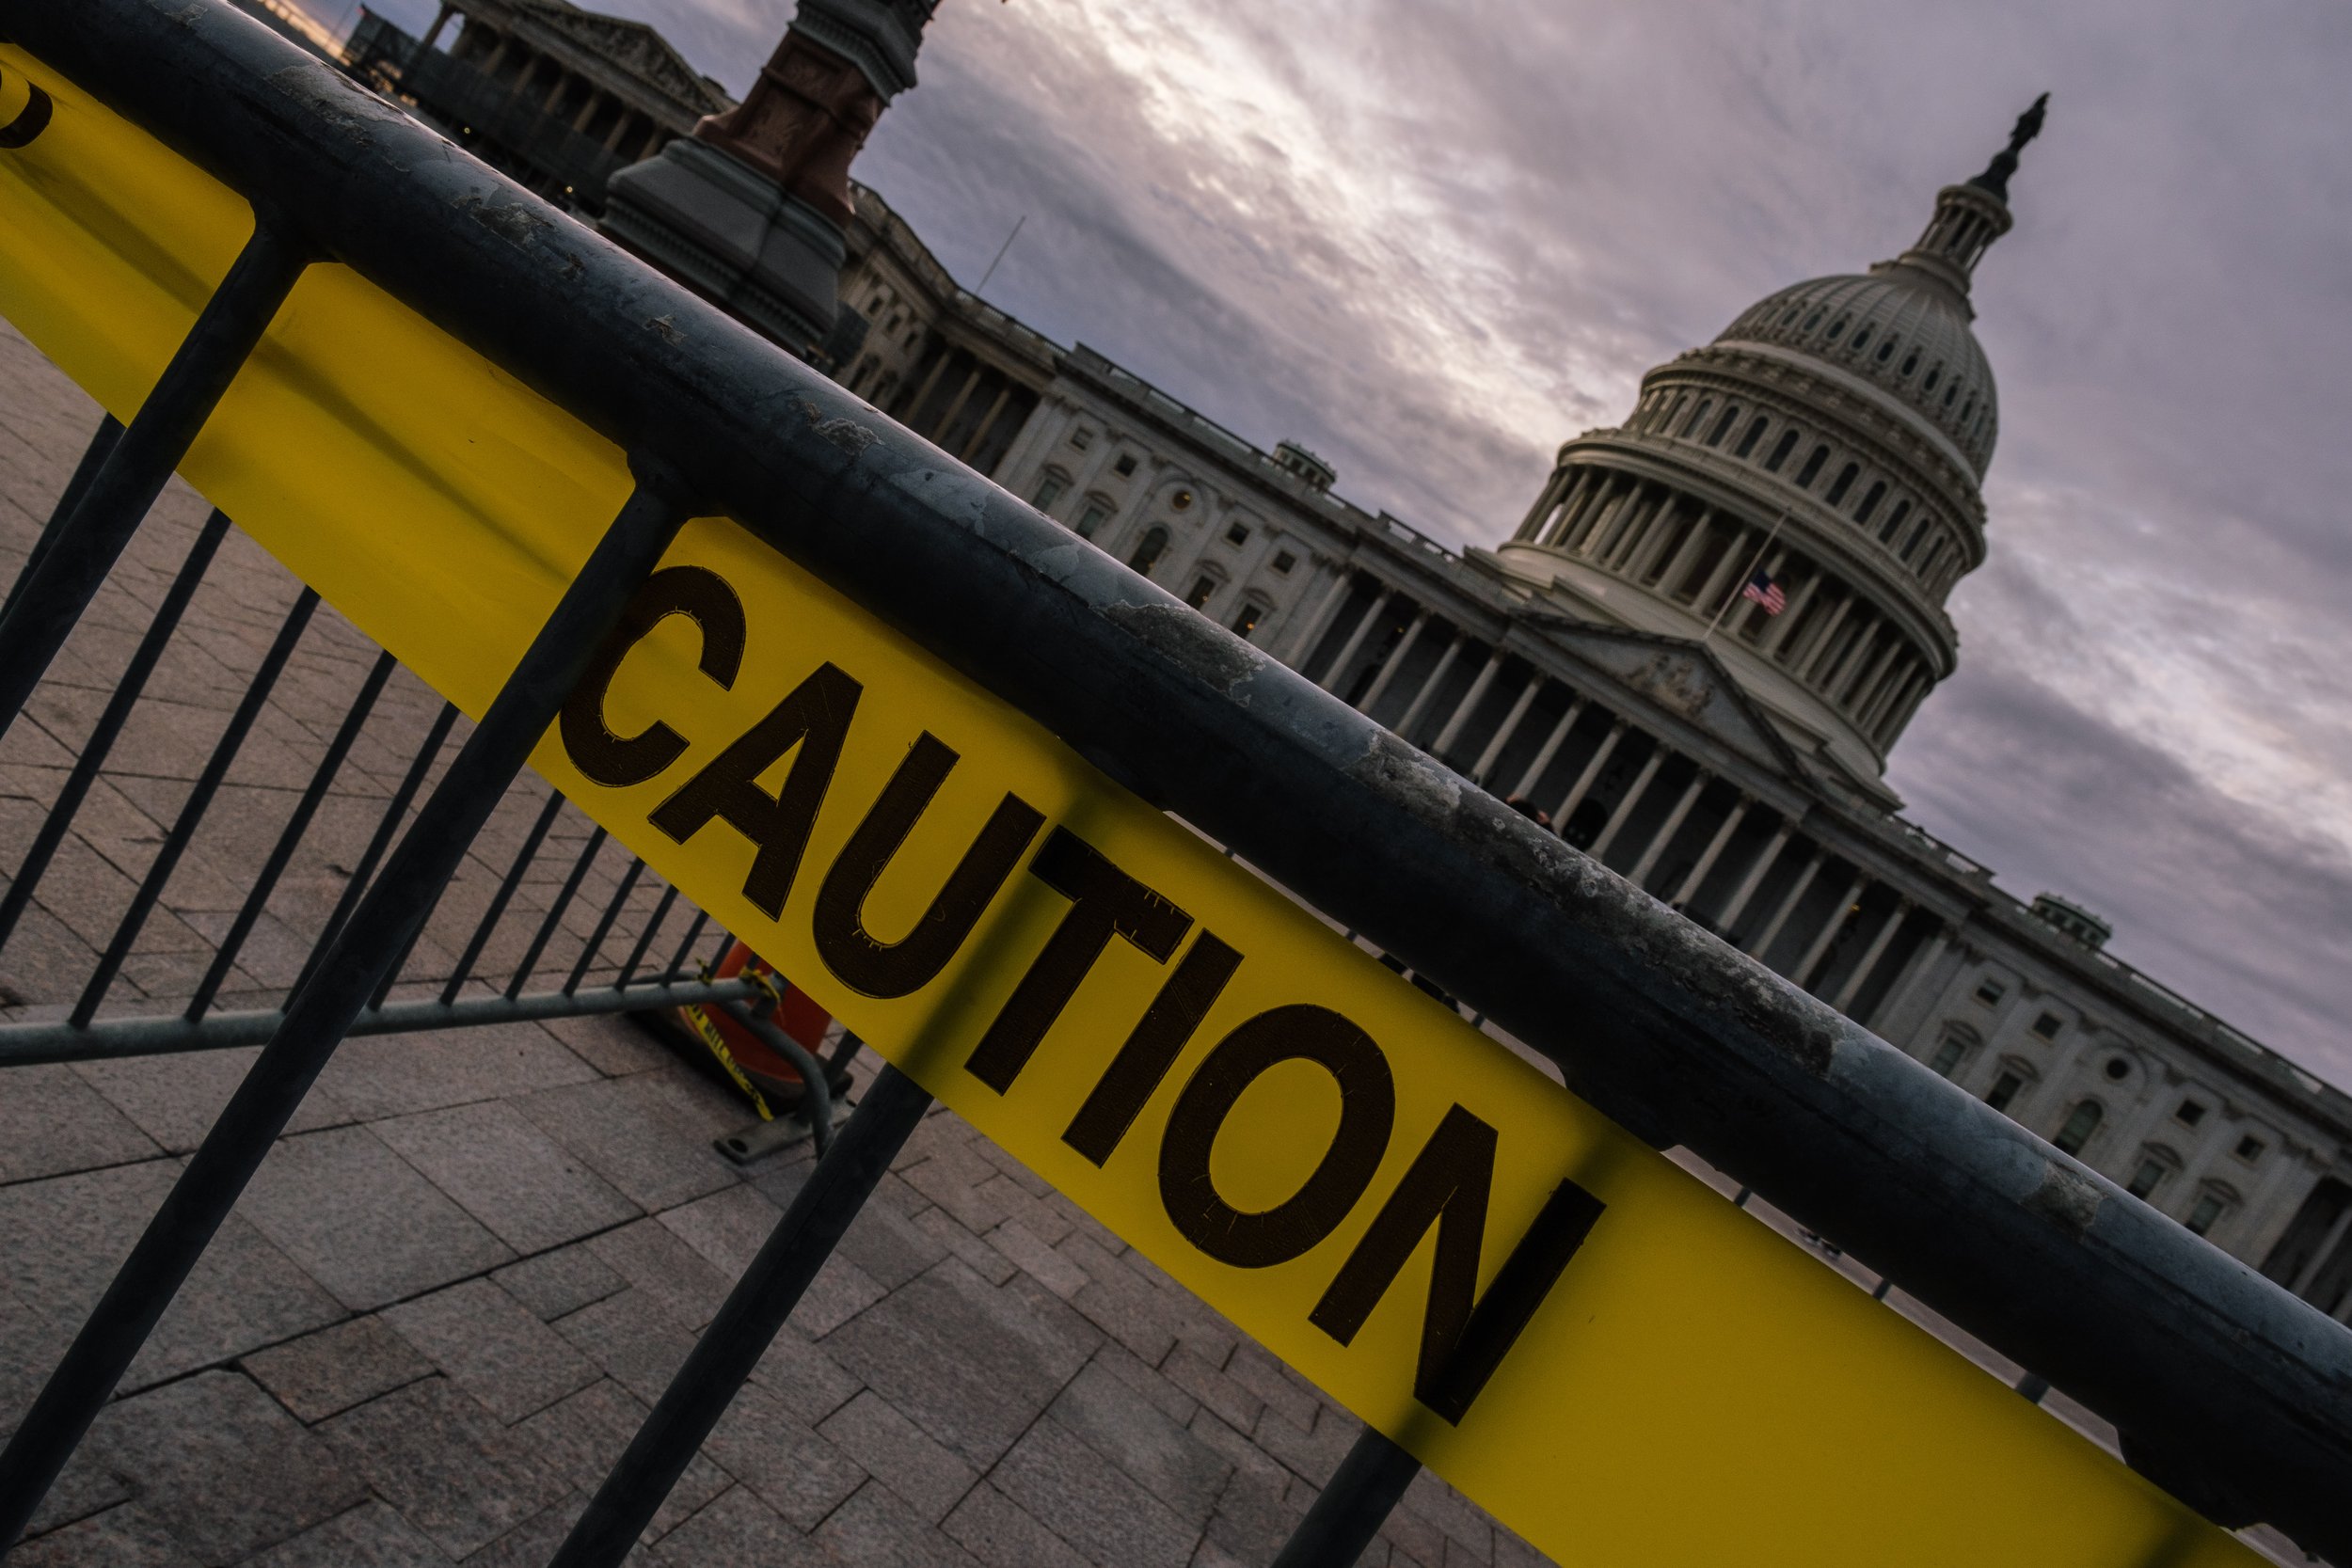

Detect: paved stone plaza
[0,322,1558,1565]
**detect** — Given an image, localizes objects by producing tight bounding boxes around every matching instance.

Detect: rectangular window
[1070,428,1092,451]
[2175,1100,2207,1127]
[2235,1135,2266,1163]
[1226,521,1251,546]
[1231,602,1267,640]
[1184,576,1218,610]
[1075,502,1109,540]
[2126,1160,2168,1199]
[1271,550,1297,574]
[1113,453,1138,477]
[1986,1072,2023,1113]
[2186,1195,2226,1236]
[1032,476,1066,511]
[1974,978,2006,1006]
[1929,1039,1965,1077]
[2030,1011,2063,1040]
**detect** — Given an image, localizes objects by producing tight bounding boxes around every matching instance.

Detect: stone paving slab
[0,318,1567,1566]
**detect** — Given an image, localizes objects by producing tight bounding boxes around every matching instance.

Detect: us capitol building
[345,0,2352,1320]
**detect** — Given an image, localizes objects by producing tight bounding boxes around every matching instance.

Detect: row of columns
[1279,568,1943,1028]
[1527,462,1937,751]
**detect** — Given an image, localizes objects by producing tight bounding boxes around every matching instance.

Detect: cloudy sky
[348,0,2352,1087]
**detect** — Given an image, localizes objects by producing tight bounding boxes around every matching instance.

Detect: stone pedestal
[601,136,847,355]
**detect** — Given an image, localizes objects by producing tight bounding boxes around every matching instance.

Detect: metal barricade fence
[0,420,807,1108]
[0,5,2346,1566]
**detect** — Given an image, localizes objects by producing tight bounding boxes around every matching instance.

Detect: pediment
[504,0,734,115]
[1522,616,1809,779]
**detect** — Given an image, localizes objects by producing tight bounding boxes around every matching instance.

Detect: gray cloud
[345,0,2352,1083]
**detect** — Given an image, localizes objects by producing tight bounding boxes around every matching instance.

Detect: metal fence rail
[0,3,2346,1564]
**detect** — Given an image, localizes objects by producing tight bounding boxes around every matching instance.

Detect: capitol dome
[1491,97,2047,794]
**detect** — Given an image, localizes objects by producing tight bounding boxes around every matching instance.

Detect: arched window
[1878,497,1913,545]
[1736,416,1768,457]
[1923,364,1943,391]
[1708,404,1740,446]
[1764,430,1799,471]
[1032,470,1070,512]
[1074,499,1112,540]
[1231,600,1270,640]
[1803,309,1824,330]
[1795,444,1829,487]
[1943,381,1960,407]
[1824,463,1859,505]
[1877,338,1898,363]
[1779,304,1803,325]
[1128,526,1170,577]
[1900,351,1921,377]
[1855,481,1886,524]
[1959,396,1976,422]
[1681,398,1713,436]
[2053,1101,2103,1156]
[1184,573,1219,610]
[1826,315,1848,341]
[1851,325,1874,352]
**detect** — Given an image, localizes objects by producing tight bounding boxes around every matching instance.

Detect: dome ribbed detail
[1717,272,1998,475]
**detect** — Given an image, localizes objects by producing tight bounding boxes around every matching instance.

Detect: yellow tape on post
[0,52,2261,1568]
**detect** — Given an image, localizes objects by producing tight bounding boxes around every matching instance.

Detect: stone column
[1833,897,1912,1011]
[1279,568,1359,670]
[901,349,956,427]
[421,3,457,51]
[1842,633,1903,712]
[1471,675,1544,784]
[2284,1198,2352,1299]
[1395,636,1470,741]
[959,384,1018,464]
[1510,696,1585,799]
[1714,819,1792,933]
[1864,920,1948,1035]
[1551,718,1629,821]
[931,363,986,441]
[1693,523,1756,614]
[1629,767,1710,884]
[1670,794,1750,906]
[1356,610,1433,712]
[1315,586,1395,695]
[1588,746,1669,861]
[1759,570,1824,657]
[1432,648,1508,756]
[1744,847,1823,960]
[1654,505,1714,594]
[1792,593,1853,675]
[1793,874,1870,988]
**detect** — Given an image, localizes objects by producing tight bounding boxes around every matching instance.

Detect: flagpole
[1701,506,1788,647]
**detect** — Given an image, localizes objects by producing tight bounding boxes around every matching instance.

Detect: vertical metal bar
[0,510,230,954]
[288,701,458,1000]
[547,1065,934,1568]
[1269,1428,1422,1568]
[186,650,397,1022]
[70,590,320,1028]
[437,791,564,1006]
[0,225,309,739]
[1,416,122,624]
[614,883,679,989]
[0,467,693,1550]
[660,909,711,983]
[503,824,606,999]
[564,856,644,994]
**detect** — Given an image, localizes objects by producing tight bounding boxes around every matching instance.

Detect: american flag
[1741,568,1787,614]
